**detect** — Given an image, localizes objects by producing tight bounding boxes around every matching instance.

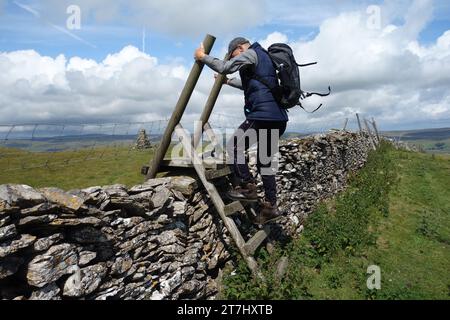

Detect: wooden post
[203,122,226,160]
[145,34,216,180]
[193,54,230,150]
[356,113,363,133]
[174,124,261,278]
[343,118,349,131]
[364,118,377,150]
[371,117,381,143]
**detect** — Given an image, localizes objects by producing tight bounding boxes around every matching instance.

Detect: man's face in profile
[231,44,247,58]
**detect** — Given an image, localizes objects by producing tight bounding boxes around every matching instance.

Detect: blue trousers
[227,120,287,205]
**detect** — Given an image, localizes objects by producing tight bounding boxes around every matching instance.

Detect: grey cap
[228,37,250,56]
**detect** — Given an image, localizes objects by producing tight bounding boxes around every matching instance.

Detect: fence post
[356,113,363,133]
[364,118,377,150]
[145,34,216,180]
[193,54,230,150]
[343,118,349,131]
[371,117,381,143]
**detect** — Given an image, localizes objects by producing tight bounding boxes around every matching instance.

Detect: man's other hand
[194,42,206,61]
[214,73,229,85]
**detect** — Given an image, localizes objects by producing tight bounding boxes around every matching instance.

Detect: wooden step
[172,123,264,280]
[243,226,271,255]
[160,158,226,170]
[205,166,231,180]
[223,201,245,216]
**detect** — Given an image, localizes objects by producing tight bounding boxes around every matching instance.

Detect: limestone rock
[151,186,172,208]
[157,230,181,246]
[49,217,102,227]
[29,283,61,300]
[39,187,84,211]
[33,233,64,252]
[172,201,187,216]
[160,243,185,255]
[0,224,17,242]
[111,254,133,275]
[0,216,11,228]
[20,203,58,216]
[27,243,79,288]
[160,270,182,296]
[168,176,198,197]
[128,177,172,195]
[68,226,109,244]
[176,279,203,298]
[118,233,148,253]
[94,286,124,300]
[18,214,58,226]
[102,184,128,198]
[79,251,97,266]
[0,185,45,207]
[111,216,145,229]
[149,290,165,300]
[63,263,107,297]
[0,234,36,258]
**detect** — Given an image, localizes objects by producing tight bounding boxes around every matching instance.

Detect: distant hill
[382,127,450,153]
[2,134,162,152]
[382,127,450,140]
[3,127,449,154]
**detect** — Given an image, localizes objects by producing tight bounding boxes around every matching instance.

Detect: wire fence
[0,113,379,174]
[0,119,169,172]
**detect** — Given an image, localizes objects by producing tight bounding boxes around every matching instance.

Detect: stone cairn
[0,130,376,300]
[134,129,152,150]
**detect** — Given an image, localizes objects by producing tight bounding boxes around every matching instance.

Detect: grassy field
[1,135,449,300]
[0,145,155,190]
[383,127,450,154]
[221,142,450,300]
[0,142,203,190]
[402,138,450,154]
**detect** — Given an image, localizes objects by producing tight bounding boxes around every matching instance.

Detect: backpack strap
[298,102,324,113]
[297,62,317,67]
[248,67,282,100]
[297,86,331,113]
[301,86,332,99]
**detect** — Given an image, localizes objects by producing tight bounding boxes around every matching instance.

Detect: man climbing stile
[194,37,288,225]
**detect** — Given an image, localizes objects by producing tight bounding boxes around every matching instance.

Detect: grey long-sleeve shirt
[201,49,258,90]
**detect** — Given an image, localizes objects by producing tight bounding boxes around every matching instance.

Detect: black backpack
[252,43,331,113]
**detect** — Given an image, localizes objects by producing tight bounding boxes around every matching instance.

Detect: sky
[0,0,450,131]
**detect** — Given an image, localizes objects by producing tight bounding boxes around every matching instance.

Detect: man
[194,37,288,225]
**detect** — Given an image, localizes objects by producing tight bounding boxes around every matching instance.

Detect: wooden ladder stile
[143,35,269,279]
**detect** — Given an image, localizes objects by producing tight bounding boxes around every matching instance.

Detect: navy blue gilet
[239,42,289,122]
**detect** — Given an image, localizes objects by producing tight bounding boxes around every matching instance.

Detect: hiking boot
[253,201,283,225]
[226,182,258,202]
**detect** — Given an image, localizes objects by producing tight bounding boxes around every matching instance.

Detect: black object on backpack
[252,43,331,113]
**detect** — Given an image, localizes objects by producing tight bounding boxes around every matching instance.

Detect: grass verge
[221,141,450,300]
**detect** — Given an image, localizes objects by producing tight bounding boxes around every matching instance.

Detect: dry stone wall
[0,131,374,300]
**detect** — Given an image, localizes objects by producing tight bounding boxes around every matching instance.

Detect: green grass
[0,145,155,190]
[221,142,450,300]
[403,138,450,154]
[0,142,207,190]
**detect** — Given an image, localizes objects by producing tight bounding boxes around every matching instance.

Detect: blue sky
[0,0,450,130]
[1,0,449,61]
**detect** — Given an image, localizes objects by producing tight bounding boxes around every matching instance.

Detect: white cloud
[1,0,449,131]
[264,0,450,130]
[259,32,289,49]
[0,46,192,123]
[29,0,267,37]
